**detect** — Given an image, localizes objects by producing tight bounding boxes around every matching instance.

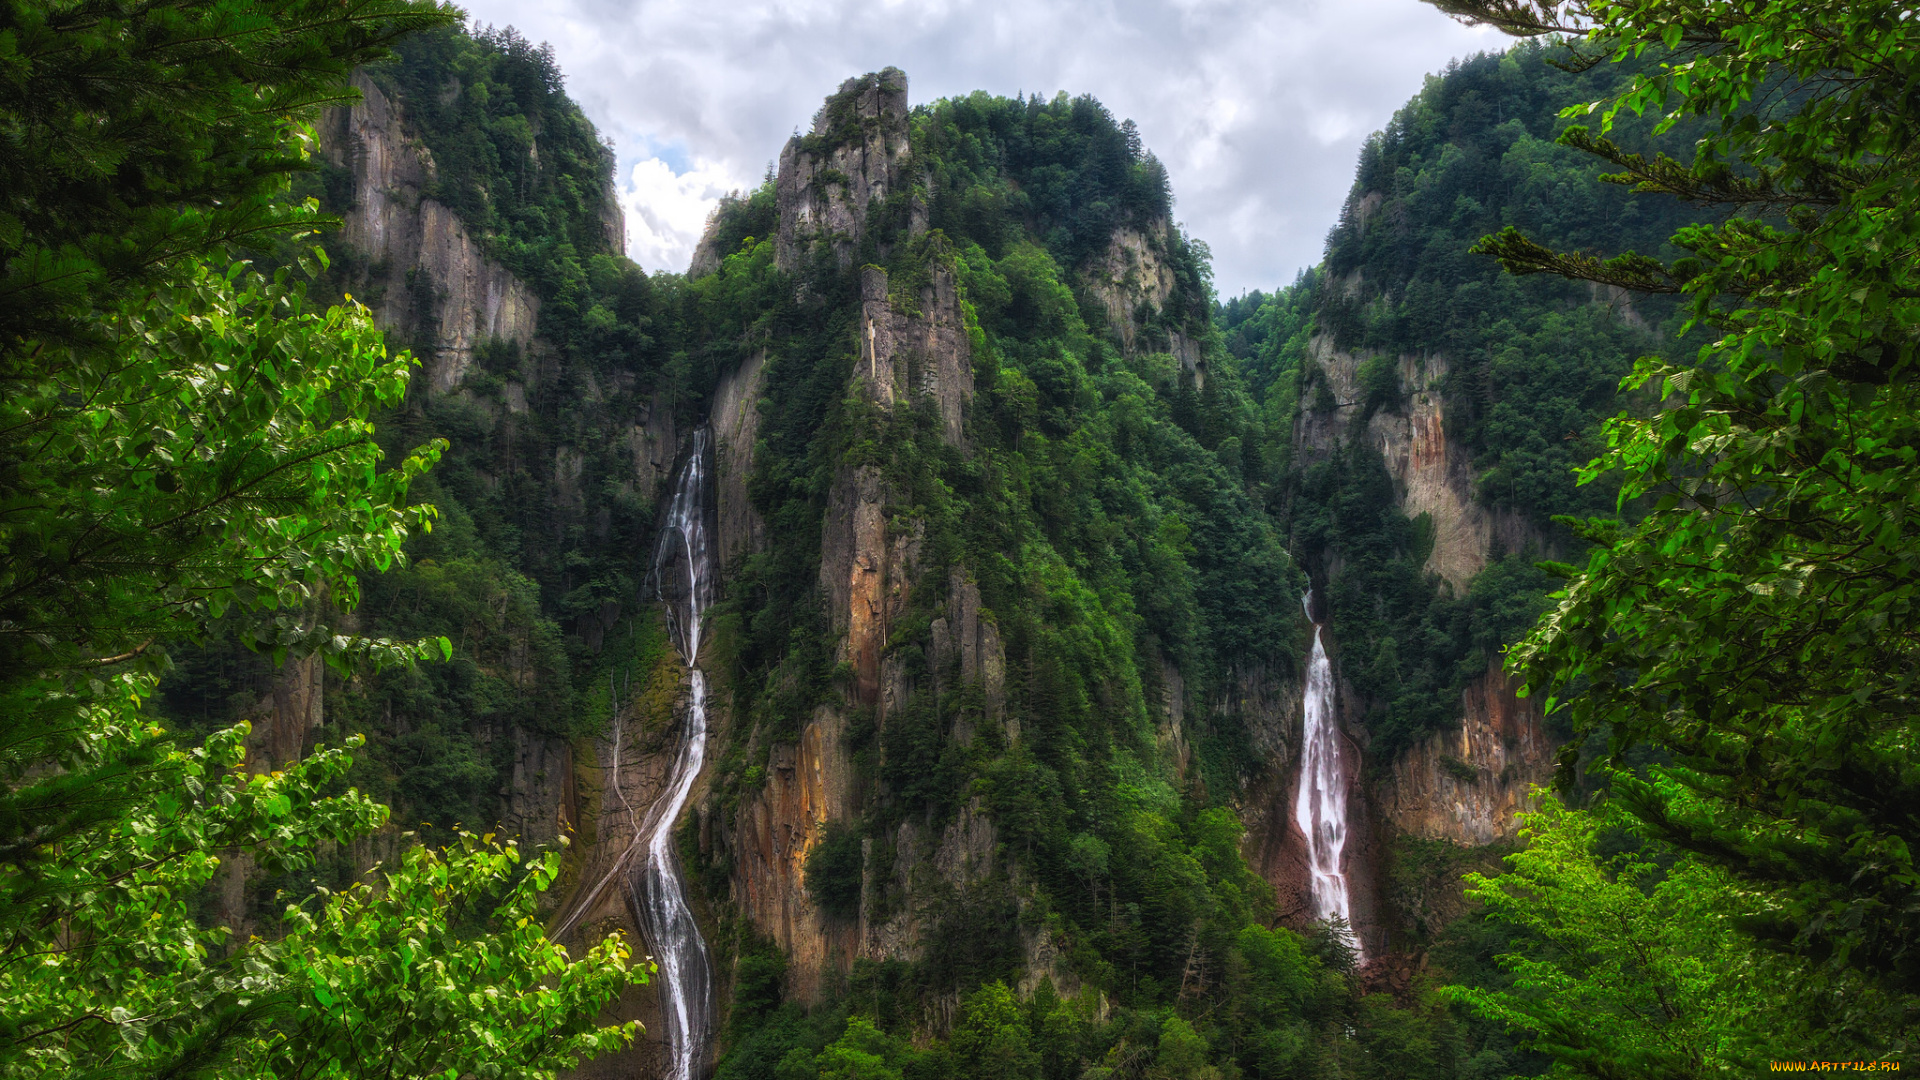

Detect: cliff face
[321,72,542,392]
[306,62,693,1060]
[709,350,767,572]
[1226,671,1309,920]
[311,46,1550,1011]
[705,76,1006,999]
[1379,665,1548,844]
[1294,331,1555,852]
[775,69,913,275]
[1297,332,1535,593]
[1082,221,1205,379]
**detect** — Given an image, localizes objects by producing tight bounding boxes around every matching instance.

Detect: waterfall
[638,429,717,1080]
[1294,590,1362,960]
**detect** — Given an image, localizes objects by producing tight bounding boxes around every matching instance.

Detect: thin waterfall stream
[1294,590,1362,960]
[639,429,717,1080]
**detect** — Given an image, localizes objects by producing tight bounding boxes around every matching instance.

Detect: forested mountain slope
[151,24,1710,1079]
[1221,44,1700,916]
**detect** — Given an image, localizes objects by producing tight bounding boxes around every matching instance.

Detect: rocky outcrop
[858,263,973,445]
[253,653,325,772]
[1234,671,1311,921]
[598,176,627,259]
[504,730,575,854]
[775,69,912,274]
[927,570,1006,728]
[626,393,681,518]
[688,229,724,280]
[719,321,943,1005]
[821,466,903,709]
[729,706,861,1002]
[1378,665,1551,844]
[1297,337,1535,590]
[1082,221,1204,379]
[322,72,542,392]
[713,72,997,997]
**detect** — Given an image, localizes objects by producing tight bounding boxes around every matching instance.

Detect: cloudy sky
[456,0,1504,297]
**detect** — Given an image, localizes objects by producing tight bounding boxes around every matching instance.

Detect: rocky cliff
[1297,329,1555,851]
[700,72,1017,1003]
[291,38,1594,1073]
[1082,221,1207,380]
[301,55,698,1070]
[775,69,913,275]
[321,72,543,393]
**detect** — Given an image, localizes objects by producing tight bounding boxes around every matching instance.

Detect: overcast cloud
[455,0,1502,296]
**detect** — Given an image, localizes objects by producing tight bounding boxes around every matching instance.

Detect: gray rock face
[857,264,973,446]
[709,351,767,570]
[1380,665,1553,845]
[320,72,541,392]
[1082,221,1205,380]
[687,226,724,280]
[1298,333,1537,591]
[775,68,912,274]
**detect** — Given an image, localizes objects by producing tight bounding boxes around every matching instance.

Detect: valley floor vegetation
[2,0,1917,1077]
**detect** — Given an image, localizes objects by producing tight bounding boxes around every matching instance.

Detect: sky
[455,0,1504,298]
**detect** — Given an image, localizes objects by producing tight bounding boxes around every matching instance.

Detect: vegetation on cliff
[1221,42,1696,763]
[694,74,1526,1080]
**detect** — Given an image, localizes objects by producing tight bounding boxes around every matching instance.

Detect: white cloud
[460,0,1504,293]
[620,156,750,273]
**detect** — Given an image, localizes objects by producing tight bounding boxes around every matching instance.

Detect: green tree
[1429,0,1920,1004]
[814,1018,903,1080]
[1445,798,1783,1076]
[949,982,1042,1080]
[1146,1017,1220,1080]
[0,1,638,1073]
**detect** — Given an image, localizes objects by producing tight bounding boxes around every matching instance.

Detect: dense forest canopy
[2,0,1916,1076]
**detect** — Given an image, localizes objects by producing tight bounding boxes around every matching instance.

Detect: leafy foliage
[0,3,638,1073]
[0,0,445,362]
[1416,0,1920,1007]
[1448,797,1893,1074]
[916,92,1178,276]
[0,719,638,1077]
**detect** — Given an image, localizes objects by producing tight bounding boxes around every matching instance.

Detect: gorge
[159,23,1692,1079]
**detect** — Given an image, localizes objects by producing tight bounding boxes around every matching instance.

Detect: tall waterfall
[1294,591,1362,959]
[640,429,717,1080]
